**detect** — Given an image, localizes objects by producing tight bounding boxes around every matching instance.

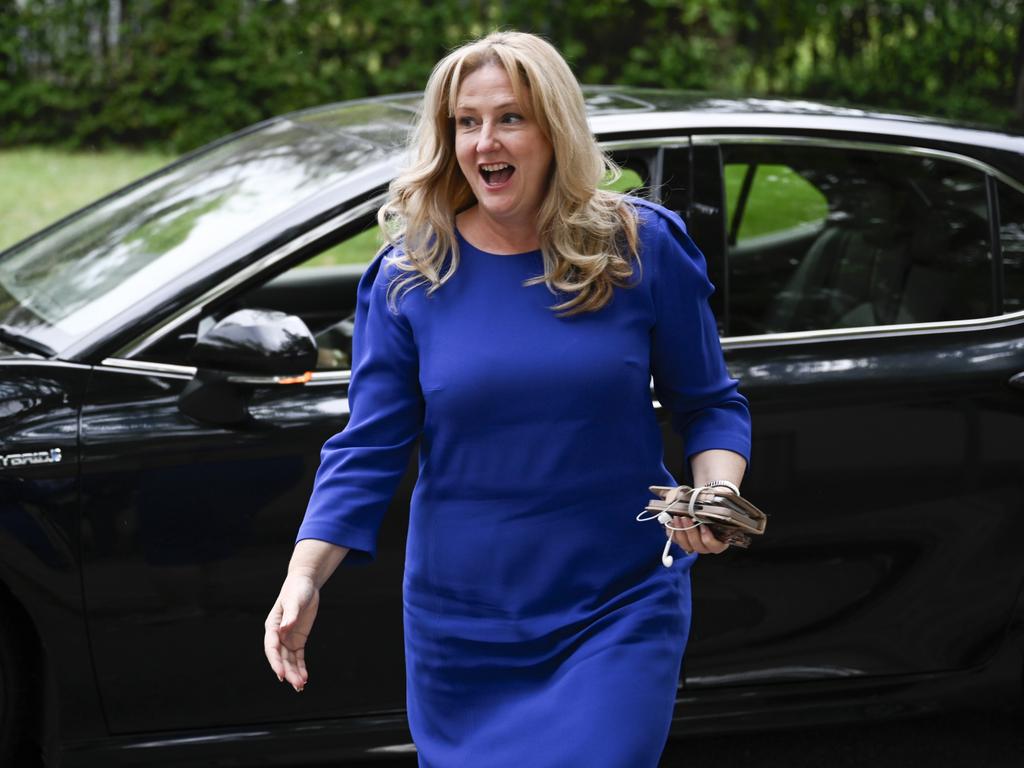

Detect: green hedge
[1,0,1020,154]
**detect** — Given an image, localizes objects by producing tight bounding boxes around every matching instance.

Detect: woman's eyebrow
[455,100,521,112]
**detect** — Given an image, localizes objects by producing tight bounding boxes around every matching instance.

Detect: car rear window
[722,143,992,336]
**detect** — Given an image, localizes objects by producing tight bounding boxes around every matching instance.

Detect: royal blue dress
[297,199,751,767]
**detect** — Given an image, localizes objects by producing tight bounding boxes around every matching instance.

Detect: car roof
[280,86,1024,156]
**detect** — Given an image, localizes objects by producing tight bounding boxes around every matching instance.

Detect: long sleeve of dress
[295,248,423,563]
[645,203,752,467]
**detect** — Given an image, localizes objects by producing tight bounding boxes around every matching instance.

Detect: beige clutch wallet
[638,484,768,564]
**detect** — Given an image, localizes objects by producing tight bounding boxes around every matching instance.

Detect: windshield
[0,112,401,355]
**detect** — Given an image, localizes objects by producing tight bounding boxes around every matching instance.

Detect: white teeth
[481,163,512,172]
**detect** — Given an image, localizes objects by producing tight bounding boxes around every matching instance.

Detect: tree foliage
[1,0,1021,153]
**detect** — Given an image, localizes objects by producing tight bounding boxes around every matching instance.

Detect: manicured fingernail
[277,675,283,682]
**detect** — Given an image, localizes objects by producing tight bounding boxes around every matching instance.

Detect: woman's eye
[456,116,476,128]
[502,113,523,124]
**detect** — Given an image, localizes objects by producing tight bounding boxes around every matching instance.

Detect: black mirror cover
[178,371,252,426]
[190,309,317,375]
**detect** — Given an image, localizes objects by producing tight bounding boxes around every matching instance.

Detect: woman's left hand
[682,451,746,555]
[667,518,729,555]
[667,489,731,555]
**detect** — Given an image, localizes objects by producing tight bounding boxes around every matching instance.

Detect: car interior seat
[890,207,955,324]
[764,177,916,332]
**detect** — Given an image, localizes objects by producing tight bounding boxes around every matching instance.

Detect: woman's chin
[474,193,537,222]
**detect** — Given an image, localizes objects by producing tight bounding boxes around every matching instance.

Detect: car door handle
[1010,371,1024,390]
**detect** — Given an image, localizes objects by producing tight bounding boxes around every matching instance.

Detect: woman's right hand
[264,572,320,692]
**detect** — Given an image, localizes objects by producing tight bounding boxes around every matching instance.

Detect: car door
[677,137,1024,690]
[78,218,414,734]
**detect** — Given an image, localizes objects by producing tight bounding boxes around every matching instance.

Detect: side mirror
[191,308,317,373]
[179,309,318,426]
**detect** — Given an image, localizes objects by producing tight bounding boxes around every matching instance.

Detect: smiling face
[453,63,554,230]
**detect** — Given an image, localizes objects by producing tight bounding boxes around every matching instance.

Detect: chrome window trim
[692,133,1024,196]
[115,195,386,361]
[99,358,197,377]
[723,308,1024,349]
[98,356,353,385]
[599,138,690,152]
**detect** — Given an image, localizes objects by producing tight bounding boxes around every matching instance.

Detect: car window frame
[689,133,1024,346]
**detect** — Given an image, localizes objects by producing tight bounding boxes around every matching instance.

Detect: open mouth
[480,162,515,186]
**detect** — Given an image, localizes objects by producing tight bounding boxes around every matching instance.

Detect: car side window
[997,180,1024,315]
[136,157,649,372]
[722,144,992,336]
[137,224,381,371]
[298,226,383,270]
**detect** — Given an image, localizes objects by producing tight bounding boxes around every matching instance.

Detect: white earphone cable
[638,481,739,568]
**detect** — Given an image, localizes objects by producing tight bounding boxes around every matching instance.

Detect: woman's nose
[477,121,499,153]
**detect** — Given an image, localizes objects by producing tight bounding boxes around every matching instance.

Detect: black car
[2,88,1024,767]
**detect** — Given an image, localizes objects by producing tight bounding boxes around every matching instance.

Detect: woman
[264,31,750,767]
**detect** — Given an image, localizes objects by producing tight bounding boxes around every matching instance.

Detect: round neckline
[455,227,542,257]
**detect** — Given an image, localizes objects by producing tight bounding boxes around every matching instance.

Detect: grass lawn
[724,163,828,240]
[0,147,175,252]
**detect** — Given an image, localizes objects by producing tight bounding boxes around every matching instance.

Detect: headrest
[824,177,916,247]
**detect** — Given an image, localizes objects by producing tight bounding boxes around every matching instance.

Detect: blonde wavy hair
[379,30,640,316]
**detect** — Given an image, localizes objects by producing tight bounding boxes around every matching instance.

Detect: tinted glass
[723,145,992,335]
[997,180,1024,314]
[139,224,378,370]
[0,117,391,354]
